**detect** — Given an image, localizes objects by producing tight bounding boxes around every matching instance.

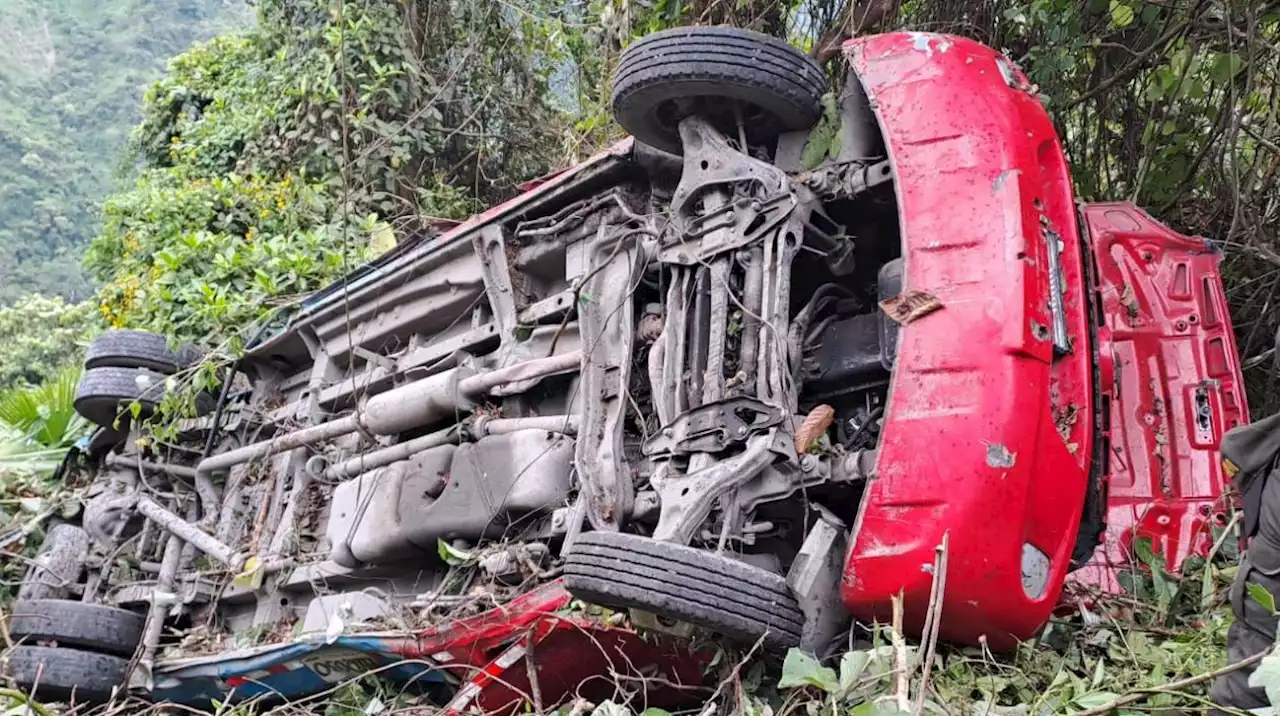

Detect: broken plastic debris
[879,290,944,325]
[152,590,179,608]
[325,611,346,644]
[232,555,264,590]
[128,660,155,692]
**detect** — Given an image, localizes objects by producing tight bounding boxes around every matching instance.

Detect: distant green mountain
[0,0,249,304]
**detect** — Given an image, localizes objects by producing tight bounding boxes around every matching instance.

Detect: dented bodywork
[839,32,1099,648]
[26,30,1247,711]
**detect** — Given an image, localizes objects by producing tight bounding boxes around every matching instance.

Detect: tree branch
[1074,648,1269,716]
[1066,19,1192,110]
[811,0,901,65]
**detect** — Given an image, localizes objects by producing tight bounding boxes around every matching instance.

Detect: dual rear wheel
[7,599,145,704]
[74,330,208,429]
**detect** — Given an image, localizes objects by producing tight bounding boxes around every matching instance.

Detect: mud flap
[787,513,849,654]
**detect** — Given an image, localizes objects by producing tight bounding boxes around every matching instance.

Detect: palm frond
[0,423,66,475]
[0,366,90,449]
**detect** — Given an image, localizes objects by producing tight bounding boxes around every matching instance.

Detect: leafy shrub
[0,295,97,390]
[87,0,567,347]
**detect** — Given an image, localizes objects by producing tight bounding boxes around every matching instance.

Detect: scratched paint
[985,443,1016,469]
[907,32,953,57]
[992,168,1021,194]
[839,31,1097,650]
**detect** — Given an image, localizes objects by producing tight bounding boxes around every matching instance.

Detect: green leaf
[778,648,839,692]
[1209,53,1245,84]
[800,93,841,171]
[591,701,631,716]
[1249,652,1280,706]
[1109,1,1135,28]
[1248,583,1278,615]
[1074,692,1120,710]
[839,650,871,692]
[0,366,89,450]
[436,538,473,566]
[850,704,908,716]
[369,221,396,256]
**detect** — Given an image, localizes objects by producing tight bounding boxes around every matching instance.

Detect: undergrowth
[0,467,1249,716]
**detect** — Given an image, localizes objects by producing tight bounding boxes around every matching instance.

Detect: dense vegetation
[72,0,1280,412]
[86,0,566,347]
[0,295,93,390]
[0,0,248,304]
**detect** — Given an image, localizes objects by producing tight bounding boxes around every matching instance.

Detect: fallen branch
[702,637,765,709]
[891,594,911,713]
[525,634,543,713]
[1241,123,1280,156]
[0,508,55,552]
[1243,347,1277,370]
[1074,648,1270,716]
[914,533,949,715]
[1065,19,1191,110]
[0,603,13,651]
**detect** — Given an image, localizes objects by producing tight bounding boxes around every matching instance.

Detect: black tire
[564,531,805,651]
[84,330,199,373]
[611,26,827,154]
[74,366,163,428]
[6,645,128,704]
[16,525,89,602]
[9,600,145,657]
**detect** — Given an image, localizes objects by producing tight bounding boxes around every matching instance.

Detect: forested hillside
[0,0,248,304]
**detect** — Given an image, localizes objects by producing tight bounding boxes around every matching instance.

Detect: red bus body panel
[1072,203,1248,590]
[838,32,1102,648]
[837,32,1247,648]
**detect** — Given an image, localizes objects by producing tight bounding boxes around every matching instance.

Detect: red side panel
[1071,203,1248,591]
[839,33,1094,648]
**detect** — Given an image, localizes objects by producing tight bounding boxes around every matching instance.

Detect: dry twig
[891,594,911,713]
[1074,648,1270,716]
[914,533,950,715]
